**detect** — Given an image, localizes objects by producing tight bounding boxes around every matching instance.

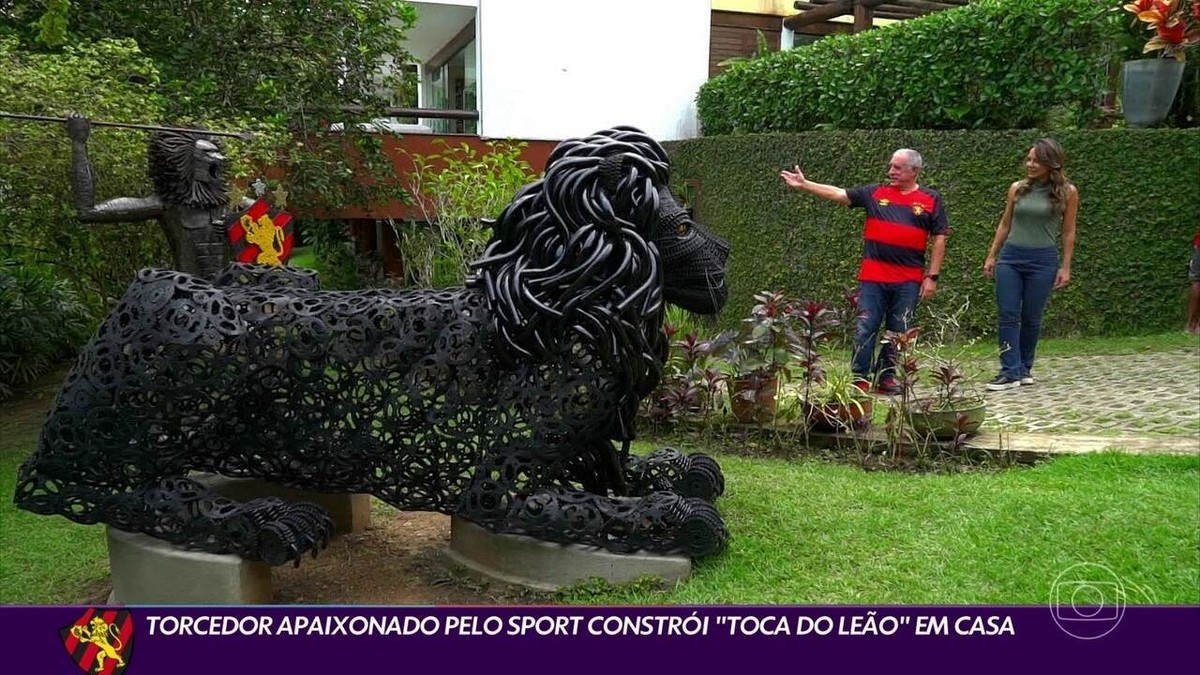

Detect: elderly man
[781,149,948,394]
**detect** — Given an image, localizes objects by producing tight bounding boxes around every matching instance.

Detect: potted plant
[906,362,987,439]
[885,302,988,441]
[644,325,726,425]
[782,298,872,432]
[719,290,804,424]
[1118,1,1199,127]
[802,365,875,432]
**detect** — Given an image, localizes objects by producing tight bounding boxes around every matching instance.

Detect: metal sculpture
[14,126,732,566]
[67,114,248,280]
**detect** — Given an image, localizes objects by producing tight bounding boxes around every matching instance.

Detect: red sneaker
[874,377,902,395]
[853,379,872,394]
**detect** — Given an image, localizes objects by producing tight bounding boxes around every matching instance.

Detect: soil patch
[270,509,546,605]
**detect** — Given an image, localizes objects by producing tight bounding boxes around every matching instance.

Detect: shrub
[399,140,537,287]
[0,261,92,400]
[697,0,1121,134]
[298,219,361,290]
[0,38,171,315]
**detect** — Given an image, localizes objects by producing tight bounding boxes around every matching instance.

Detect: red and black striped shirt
[847,184,948,283]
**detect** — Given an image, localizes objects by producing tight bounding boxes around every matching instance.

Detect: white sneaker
[1020,376,1035,386]
[985,376,1022,391]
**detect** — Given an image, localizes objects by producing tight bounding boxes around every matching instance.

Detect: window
[424,23,477,134]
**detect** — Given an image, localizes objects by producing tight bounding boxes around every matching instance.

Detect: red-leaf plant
[1123,0,1200,61]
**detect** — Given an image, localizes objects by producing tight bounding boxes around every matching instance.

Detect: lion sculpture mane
[14,126,732,565]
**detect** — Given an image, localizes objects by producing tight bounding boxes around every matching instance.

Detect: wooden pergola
[784,0,972,34]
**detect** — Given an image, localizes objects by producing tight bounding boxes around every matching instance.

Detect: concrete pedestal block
[193,473,371,535]
[104,475,371,605]
[444,516,692,592]
[107,528,272,605]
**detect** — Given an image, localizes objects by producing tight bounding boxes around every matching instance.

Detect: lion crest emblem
[61,610,134,674]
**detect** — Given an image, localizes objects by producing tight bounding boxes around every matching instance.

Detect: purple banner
[3,605,1197,674]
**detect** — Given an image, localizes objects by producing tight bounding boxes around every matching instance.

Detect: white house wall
[477,0,710,141]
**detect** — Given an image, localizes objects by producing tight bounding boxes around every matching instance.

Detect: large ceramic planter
[1122,59,1185,128]
[730,374,778,424]
[803,398,874,432]
[906,398,986,439]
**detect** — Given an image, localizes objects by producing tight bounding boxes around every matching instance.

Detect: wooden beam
[790,1,848,13]
[873,7,927,19]
[336,106,479,120]
[785,0,890,30]
[853,1,874,32]
[784,0,855,29]
[790,22,854,37]
[794,0,966,6]
[892,0,970,12]
[785,0,963,30]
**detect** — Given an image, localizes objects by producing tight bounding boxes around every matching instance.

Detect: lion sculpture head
[148,131,229,209]
[471,126,729,415]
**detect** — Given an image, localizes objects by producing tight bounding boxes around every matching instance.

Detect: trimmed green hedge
[697,0,1119,134]
[666,129,1200,337]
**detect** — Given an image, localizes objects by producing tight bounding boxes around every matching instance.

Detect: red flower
[1123,0,1159,18]
[1124,0,1198,61]
[1157,17,1190,42]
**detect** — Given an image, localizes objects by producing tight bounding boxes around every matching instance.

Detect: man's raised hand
[780,165,808,189]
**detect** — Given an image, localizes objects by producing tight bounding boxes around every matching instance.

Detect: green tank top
[1007,181,1061,248]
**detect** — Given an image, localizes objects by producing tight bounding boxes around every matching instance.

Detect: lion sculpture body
[14,127,731,565]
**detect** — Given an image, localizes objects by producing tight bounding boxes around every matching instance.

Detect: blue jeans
[995,244,1058,380]
[853,281,920,381]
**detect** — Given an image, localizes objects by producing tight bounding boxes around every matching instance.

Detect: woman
[982,138,1078,390]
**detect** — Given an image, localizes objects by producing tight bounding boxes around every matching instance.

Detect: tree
[49,0,419,210]
[0,37,170,312]
[0,0,420,316]
[44,1,418,123]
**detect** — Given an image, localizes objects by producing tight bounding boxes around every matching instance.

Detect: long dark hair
[1015,138,1070,215]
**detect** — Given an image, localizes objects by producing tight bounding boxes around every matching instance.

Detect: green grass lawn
[0,389,108,605]
[560,447,1199,605]
[948,330,1199,359]
[1,334,1196,605]
[288,245,318,271]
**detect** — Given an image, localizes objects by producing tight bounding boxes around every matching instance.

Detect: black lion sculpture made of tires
[14,126,731,566]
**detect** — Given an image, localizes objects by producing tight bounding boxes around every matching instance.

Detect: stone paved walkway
[978,348,1200,438]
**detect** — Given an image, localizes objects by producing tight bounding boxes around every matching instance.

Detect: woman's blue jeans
[995,244,1058,379]
[853,281,920,382]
